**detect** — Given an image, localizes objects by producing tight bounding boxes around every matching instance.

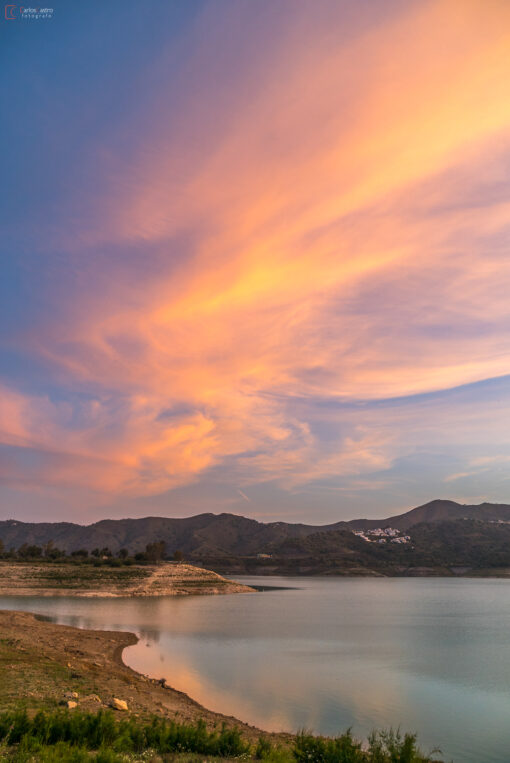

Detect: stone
[111,698,128,711]
[66,701,77,709]
[64,691,79,699]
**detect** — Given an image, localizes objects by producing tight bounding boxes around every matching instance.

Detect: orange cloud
[4,0,510,509]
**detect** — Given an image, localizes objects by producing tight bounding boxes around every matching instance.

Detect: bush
[366,729,434,763]
[0,709,250,759]
[0,709,439,762]
[256,736,273,759]
[294,729,365,763]
[293,728,436,763]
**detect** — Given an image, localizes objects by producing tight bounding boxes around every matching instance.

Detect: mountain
[1,500,510,566]
[256,519,510,576]
[347,499,510,531]
[0,513,347,555]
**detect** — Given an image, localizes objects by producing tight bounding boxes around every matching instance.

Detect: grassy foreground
[0,708,440,762]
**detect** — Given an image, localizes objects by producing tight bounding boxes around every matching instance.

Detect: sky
[1,0,510,525]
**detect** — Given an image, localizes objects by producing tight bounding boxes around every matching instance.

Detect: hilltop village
[352,527,411,545]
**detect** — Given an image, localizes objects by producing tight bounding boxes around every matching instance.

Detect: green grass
[0,710,441,763]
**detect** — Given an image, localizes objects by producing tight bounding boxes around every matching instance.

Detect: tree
[118,548,129,559]
[145,541,167,562]
[173,550,184,562]
[17,544,42,559]
[71,549,89,558]
[46,545,65,560]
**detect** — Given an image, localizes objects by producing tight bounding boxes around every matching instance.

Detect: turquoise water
[2,576,510,762]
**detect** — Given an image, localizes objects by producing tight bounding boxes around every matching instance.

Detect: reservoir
[2,576,510,763]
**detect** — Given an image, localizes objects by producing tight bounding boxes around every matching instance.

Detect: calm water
[2,577,510,762]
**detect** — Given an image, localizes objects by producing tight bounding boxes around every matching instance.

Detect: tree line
[0,539,184,565]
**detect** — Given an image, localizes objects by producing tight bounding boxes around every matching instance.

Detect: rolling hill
[0,512,346,556]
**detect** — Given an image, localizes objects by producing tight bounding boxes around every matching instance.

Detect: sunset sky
[1,0,510,524]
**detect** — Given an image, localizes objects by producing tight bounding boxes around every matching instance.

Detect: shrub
[294,729,364,763]
[0,709,438,762]
[256,736,273,759]
[0,709,250,759]
[366,729,434,763]
[293,728,436,763]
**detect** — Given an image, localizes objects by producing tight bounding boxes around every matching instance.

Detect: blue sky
[2,0,510,523]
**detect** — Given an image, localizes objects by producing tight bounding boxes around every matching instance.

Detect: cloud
[2,0,510,518]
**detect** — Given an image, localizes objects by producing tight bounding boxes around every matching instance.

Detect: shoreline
[0,609,286,744]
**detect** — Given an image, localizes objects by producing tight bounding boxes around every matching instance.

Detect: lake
[2,576,510,762]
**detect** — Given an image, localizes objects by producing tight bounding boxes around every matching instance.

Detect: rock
[111,698,128,711]
[64,691,79,699]
[66,700,77,709]
[82,693,101,703]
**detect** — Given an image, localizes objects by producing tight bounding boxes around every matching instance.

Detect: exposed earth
[0,562,255,597]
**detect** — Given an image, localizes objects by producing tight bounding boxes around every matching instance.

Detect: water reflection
[2,577,510,762]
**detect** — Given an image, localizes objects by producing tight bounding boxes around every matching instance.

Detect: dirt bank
[0,561,255,597]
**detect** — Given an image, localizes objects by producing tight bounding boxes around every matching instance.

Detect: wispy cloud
[2,0,510,519]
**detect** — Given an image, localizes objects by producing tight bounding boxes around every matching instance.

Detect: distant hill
[347,499,510,531]
[0,513,347,555]
[2,500,510,575]
[253,519,510,576]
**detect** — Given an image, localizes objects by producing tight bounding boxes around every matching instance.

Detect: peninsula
[0,561,254,597]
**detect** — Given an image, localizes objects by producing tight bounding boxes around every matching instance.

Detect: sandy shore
[0,609,287,744]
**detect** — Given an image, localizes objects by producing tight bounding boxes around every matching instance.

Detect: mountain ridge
[1,499,510,556]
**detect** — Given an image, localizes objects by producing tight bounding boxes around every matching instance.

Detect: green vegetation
[0,709,440,763]
[293,729,438,763]
[0,709,249,760]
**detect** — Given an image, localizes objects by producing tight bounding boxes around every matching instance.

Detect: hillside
[0,513,346,556]
[347,499,510,531]
[224,519,510,576]
[2,500,510,576]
